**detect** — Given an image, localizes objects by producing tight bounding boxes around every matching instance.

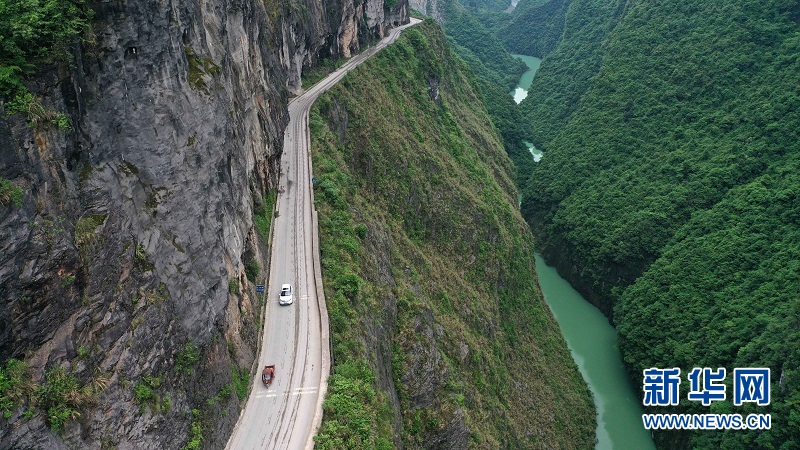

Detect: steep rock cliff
[408,0,446,22]
[0,0,407,448]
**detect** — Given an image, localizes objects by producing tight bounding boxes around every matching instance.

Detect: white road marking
[225,18,421,450]
[253,388,318,399]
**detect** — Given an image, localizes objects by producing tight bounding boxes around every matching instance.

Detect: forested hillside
[519,0,800,447]
[429,0,544,188]
[310,20,595,448]
[517,0,624,150]
[440,0,525,90]
[496,0,570,57]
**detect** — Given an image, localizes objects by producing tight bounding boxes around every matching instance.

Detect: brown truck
[261,365,275,387]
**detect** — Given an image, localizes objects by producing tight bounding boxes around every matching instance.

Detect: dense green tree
[0,0,92,97]
[458,0,511,13]
[441,0,525,90]
[496,0,570,57]
[518,0,800,447]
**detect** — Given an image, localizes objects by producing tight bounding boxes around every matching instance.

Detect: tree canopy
[519,0,800,447]
[0,0,91,97]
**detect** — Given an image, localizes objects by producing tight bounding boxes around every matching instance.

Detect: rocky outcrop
[0,0,407,448]
[408,0,446,22]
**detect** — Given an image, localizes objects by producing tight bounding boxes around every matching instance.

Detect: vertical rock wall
[408,0,446,22]
[0,0,407,448]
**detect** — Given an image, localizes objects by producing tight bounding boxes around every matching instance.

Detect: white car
[279,284,293,305]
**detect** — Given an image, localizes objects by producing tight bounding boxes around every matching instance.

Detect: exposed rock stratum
[0,0,407,448]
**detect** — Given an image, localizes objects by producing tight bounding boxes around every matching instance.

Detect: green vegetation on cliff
[0,178,24,207]
[519,0,800,447]
[432,0,535,186]
[0,359,109,432]
[496,0,570,57]
[0,0,92,99]
[441,0,525,90]
[517,0,624,147]
[311,20,594,449]
[458,0,510,14]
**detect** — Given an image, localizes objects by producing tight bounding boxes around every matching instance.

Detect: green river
[535,256,655,450]
[517,55,656,449]
[511,55,543,162]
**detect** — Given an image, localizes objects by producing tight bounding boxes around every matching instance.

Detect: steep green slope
[442,0,526,90]
[431,0,534,187]
[459,0,510,14]
[497,0,570,57]
[517,0,625,146]
[519,0,800,447]
[311,20,595,449]
[616,157,800,449]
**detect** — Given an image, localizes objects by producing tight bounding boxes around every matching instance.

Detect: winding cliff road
[226,18,421,450]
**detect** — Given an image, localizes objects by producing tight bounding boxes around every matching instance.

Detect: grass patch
[244,259,261,283]
[4,91,72,130]
[34,366,106,432]
[161,395,172,412]
[184,47,221,94]
[228,277,239,294]
[206,384,232,406]
[74,214,107,249]
[175,343,200,375]
[61,275,76,288]
[0,359,31,419]
[183,408,203,450]
[232,366,249,400]
[0,178,24,207]
[133,244,154,272]
[253,191,277,244]
[133,375,162,412]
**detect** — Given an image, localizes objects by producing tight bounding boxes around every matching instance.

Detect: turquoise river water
[511,55,543,162]
[517,55,656,449]
[535,256,656,449]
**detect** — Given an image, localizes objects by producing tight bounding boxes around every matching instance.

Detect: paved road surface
[226,18,421,450]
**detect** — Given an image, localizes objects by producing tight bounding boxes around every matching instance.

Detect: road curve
[226,18,421,450]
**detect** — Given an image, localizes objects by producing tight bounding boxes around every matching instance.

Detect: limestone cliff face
[408,0,446,22]
[0,0,406,448]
